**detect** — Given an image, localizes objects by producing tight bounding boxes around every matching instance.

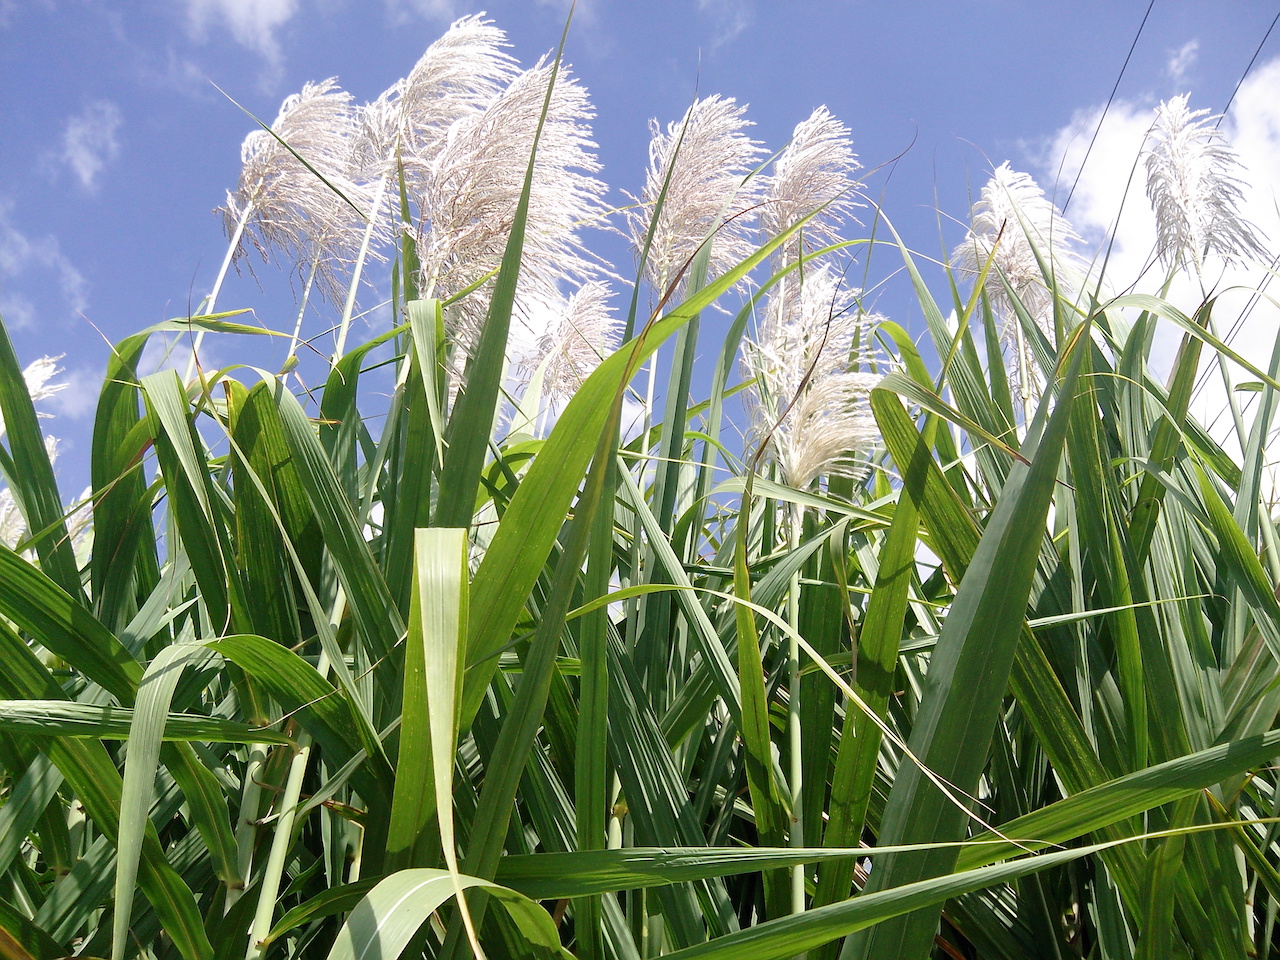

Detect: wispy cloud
[697,0,752,50]
[535,0,598,25]
[0,200,88,329]
[139,333,206,379]
[48,368,100,420]
[0,293,36,331]
[58,101,122,191]
[534,0,610,58]
[1166,39,1199,84]
[184,0,299,68]
[385,0,460,24]
[0,0,52,29]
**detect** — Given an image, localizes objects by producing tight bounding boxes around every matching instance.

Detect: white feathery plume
[513,280,620,399]
[410,59,607,367]
[328,16,519,360]
[762,106,862,266]
[1144,93,1266,271]
[355,15,518,181]
[951,162,1081,342]
[627,96,766,297]
[0,486,22,551]
[66,485,94,559]
[22,354,67,404]
[742,265,883,491]
[222,79,373,305]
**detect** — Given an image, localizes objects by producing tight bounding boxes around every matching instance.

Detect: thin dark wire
[1064,0,1157,214]
[1217,7,1280,126]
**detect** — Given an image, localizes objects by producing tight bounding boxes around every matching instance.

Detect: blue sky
[2,0,1278,485]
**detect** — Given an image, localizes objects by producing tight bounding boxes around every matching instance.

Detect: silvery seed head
[743,265,883,490]
[222,79,374,304]
[411,59,607,369]
[512,280,619,399]
[762,106,862,267]
[951,162,1081,346]
[353,14,518,182]
[1144,93,1266,271]
[0,486,22,551]
[627,96,766,298]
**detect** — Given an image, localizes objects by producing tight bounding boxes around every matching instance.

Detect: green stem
[788,500,805,923]
[225,742,269,915]
[244,582,340,959]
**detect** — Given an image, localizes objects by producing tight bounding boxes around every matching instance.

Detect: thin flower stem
[285,259,319,365]
[333,172,389,361]
[1015,319,1030,425]
[187,202,251,382]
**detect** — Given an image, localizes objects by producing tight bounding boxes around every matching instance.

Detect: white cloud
[185,0,299,66]
[697,0,752,50]
[0,200,88,328]
[0,293,36,331]
[0,0,55,28]
[48,368,99,420]
[59,101,122,191]
[1167,39,1199,84]
[535,0,597,22]
[1034,56,1280,466]
[385,0,459,24]
[139,333,203,379]
[160,49,209,95]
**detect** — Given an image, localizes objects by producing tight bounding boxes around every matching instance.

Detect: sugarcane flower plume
[762,106,862,267]
[951,162,1081,345]
[743,265,883,490]
[1144,93,1266,272]
[511,280,619,400]
[627,95,765,299]
[354,14,518,182]
[222,79,373,304]
[411,59,607,370]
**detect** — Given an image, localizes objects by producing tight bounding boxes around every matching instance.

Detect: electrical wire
[1064,0,1157,214]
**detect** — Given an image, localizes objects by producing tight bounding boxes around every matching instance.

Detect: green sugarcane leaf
[269,380,404,696]
[0,896,63,960]
[0,545,140,704]
[0,701,293,744]
[0,620,212,960]
[0,315,82,601]
[324,869,572,960]
[847,322,1088,960]
[660,829,1229,960]
[113,643,221,960]
[460,201,828,736]
[813,413,929,938]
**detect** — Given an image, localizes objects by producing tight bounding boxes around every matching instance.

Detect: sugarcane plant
[2,13,1280,960]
